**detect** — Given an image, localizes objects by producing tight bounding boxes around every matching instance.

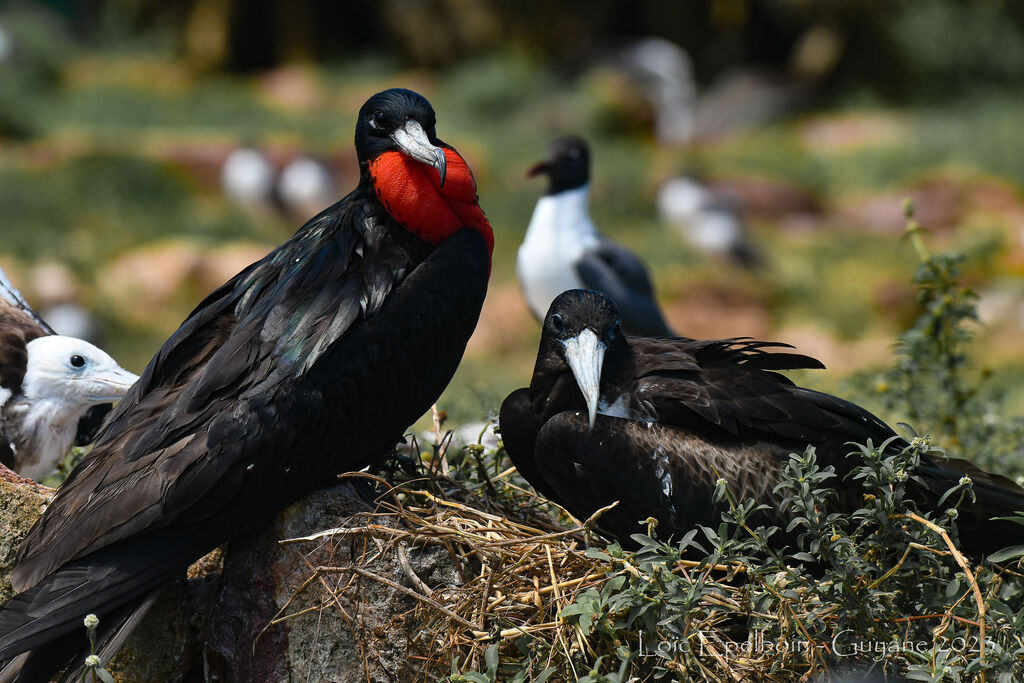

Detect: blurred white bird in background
[617,36,697,146]
[656,176,762,269]
[220,146,277,213]
[275,154,337,220]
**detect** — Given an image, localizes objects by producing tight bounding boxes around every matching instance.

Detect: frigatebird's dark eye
[608,321,621,340]
[567,148,581,160]
[549,313,565,333]
[369,110,386,130]
[70,354,86,368]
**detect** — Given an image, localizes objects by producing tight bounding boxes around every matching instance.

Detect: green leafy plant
[877,202,1024,476]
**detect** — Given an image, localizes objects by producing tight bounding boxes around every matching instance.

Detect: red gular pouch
[369,148,494,260]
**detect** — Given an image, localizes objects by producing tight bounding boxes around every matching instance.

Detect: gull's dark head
[355,88,447,185]
[528,135,590,195]
[540,289,623,426]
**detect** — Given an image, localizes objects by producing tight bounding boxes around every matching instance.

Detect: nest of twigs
[268,424,1024,683]
[278,474,615,680]
[268,427,811,682]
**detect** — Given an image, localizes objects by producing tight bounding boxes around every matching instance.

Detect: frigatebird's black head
[357,88,494,255]
[356,88,447,185]
[528,135,590,195]
[539,289,623,427]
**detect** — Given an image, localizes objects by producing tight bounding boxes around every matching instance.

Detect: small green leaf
[559,604,586,618]
[601,575,626,599]
[936,483,963,506]
[483,642,499,676]
[993,513,1024,526]
[987,545,1024,563]
[533,668,556,683]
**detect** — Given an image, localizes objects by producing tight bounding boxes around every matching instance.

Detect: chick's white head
[23,335,138,406]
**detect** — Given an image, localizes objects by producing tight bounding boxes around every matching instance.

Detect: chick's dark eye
[370,110,386,129]
[70,354,86,368]
[550,313,565,333]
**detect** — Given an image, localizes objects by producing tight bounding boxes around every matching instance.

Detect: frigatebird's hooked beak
[561,328,606,428]
[391,119,447,187]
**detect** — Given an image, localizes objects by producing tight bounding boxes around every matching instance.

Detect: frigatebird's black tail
[0,590,159,683]
[2,626,86,683]
[911,455,1024,556]
[0,524,223,682]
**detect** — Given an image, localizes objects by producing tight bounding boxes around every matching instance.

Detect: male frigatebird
[500,289,1024,553]
[517,136,672,337]
[0,88,493,682]
[0,269,137,479]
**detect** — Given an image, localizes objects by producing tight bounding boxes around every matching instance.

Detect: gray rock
[108,549,223,683]
[0,466,49,605]
[204,481,462,682]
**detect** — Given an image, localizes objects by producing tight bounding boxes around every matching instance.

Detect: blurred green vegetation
[0,154,267,261]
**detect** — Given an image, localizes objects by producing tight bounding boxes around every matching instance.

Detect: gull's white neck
[517,184,601,319]
[522,185,599,249]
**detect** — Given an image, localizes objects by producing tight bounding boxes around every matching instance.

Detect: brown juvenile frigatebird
[517,136,673,337]
[0,88,493,682]
[500,289,1024,553]
[0,269,137,480]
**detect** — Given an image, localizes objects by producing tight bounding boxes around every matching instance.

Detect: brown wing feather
[616,336,894,458]
[0,300,49,396]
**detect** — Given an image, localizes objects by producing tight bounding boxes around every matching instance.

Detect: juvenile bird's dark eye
[369,110,386,130]
[550,313,565,333]
[70,354,86,368]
